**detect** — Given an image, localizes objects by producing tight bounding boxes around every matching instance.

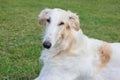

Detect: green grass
[0,0,120,79]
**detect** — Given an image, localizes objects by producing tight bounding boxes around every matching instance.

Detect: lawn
[0,0,120,79]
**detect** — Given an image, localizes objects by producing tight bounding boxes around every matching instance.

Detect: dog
[35,8,120,80]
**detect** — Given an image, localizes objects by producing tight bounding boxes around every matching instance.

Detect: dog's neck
[53,29,89,55]
[64,29,88,51]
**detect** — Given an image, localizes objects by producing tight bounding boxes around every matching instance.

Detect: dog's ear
[68,11,80,31]
[38,8,51,25]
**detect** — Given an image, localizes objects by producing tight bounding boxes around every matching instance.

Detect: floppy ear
[68,11,80,31]
[38,8,51,25]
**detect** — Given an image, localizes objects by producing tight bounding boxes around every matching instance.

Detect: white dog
[35,8,120,80]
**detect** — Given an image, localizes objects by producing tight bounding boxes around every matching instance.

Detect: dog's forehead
[47,9,68,19]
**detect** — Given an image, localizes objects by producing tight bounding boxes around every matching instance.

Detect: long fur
[35,8,120,80]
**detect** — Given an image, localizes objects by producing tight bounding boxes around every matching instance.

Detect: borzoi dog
[35,8,120,80]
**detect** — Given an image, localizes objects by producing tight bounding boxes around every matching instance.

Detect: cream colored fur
[35,8,120,80]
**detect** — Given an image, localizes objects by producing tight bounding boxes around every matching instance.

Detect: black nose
[43,41,51,49]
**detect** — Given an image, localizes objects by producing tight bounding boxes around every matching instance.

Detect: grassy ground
[0,0,120,79]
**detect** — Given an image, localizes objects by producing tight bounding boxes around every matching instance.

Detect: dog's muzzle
[43,40,52,49]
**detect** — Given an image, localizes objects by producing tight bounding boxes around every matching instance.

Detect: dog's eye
[58,22,64,26]
[46,18,50,23]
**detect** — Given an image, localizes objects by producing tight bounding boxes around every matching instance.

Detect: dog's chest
[41,49,97,80]
[50,54,95,79]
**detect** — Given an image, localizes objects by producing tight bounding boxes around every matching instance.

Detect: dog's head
[39,8,80,49]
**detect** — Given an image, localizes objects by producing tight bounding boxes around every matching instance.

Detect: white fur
[35,8,120,80]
